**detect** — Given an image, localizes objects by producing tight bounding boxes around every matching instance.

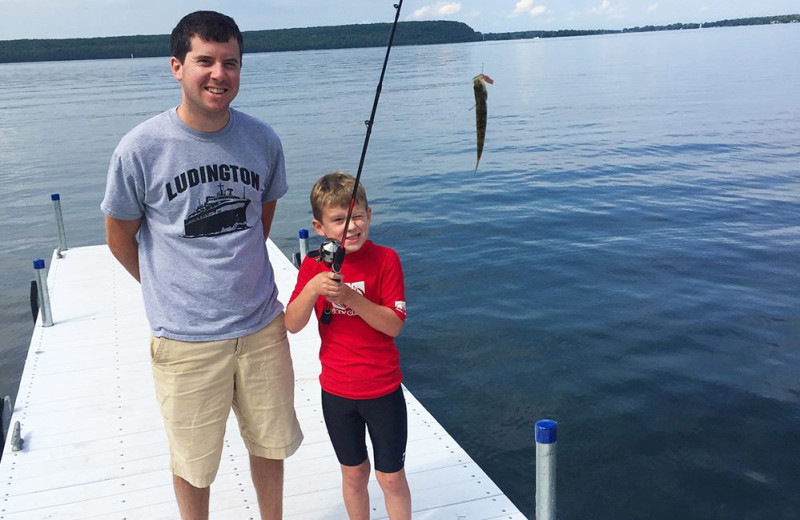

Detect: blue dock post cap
[535,419,558,444]
[51,194,60,201]
[299,229,309,239]
[33,259,46,270]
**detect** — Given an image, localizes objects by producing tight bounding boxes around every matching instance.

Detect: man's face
[170,35,241,131]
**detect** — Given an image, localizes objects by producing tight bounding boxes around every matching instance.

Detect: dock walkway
[0,243,524,519]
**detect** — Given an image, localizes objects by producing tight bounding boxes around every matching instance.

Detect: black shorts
[321,385,408,473]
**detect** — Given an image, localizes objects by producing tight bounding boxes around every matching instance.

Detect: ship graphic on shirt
[183,183,251,238]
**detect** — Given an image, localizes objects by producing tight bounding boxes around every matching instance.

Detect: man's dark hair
[170,11,244,63]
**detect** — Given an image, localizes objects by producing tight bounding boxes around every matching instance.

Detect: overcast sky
[1,0,797,41]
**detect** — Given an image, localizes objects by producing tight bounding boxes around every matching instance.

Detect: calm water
[2,24,799,518]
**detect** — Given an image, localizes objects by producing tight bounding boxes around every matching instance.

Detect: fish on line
[473,72,493,171]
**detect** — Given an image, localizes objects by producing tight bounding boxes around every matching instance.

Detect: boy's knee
[375,468,407,492]
[341,460,371,487]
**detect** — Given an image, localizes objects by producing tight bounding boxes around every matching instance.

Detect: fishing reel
[307,239,346,325]
[308,238,341,266]
[308,238,346,272]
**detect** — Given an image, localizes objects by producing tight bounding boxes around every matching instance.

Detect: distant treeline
[1,15,798,64]
[484,14,799,40]
[622,14,800,33]
[0,21,480,63]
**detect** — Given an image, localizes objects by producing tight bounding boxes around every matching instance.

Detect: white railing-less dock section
[0,242,525,519]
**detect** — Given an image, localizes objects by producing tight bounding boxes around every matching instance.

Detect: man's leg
[173,474,210,520]
[234,317,303,518]
[151,336,235,519]
[250,455,284,520]
[341,460,371,520]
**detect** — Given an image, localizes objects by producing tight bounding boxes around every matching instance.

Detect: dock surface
[0,243,524,519]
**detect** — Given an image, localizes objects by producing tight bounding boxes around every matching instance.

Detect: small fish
[473,73,493,171]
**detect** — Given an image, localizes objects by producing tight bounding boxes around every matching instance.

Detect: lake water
[1,23,799,519]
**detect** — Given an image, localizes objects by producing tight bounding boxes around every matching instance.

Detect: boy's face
[312,202,371,254]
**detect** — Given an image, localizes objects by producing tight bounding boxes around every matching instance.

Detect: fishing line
[319,0,404,325]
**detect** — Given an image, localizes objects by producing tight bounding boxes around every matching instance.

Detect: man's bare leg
[173,474,210,520]
[250,455,284,520]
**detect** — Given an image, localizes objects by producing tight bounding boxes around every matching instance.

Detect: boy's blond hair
[310,171,369,221]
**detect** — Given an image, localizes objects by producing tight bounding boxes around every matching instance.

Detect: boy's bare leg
[341,460,371,520]
[250,455,284,520]
[375,468,411,520]
[173,474,210,520]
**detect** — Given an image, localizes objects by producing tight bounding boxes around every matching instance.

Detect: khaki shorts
[150,314,303,488]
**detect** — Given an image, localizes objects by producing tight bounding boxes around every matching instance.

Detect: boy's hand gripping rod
[317,1,404,325]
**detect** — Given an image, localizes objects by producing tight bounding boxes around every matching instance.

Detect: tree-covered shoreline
[1,15,798,64]
[485,14,800,40]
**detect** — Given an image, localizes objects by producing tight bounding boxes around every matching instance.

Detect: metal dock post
[33,258,53,327]
[536,418,557,520]
[51,193,68,257]
[299,228,309,260]
[294,228,310,267]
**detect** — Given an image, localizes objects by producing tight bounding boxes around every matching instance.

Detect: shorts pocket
[150,336,167,364]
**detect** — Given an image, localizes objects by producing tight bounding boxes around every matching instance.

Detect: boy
[285,172,412,520]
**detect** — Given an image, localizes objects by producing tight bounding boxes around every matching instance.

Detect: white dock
[0,242,524,519]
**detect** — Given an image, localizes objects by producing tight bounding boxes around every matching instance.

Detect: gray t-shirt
[101,108,288,341]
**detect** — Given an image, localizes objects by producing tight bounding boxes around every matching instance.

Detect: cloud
[648,4,658,12]
[438,2,462,15]
[591,0,628,18]
[512,0,549,18]
[409,2,462,20]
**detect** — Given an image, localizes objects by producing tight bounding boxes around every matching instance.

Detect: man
[101,11,303,520]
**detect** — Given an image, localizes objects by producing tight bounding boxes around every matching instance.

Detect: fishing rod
[317,0,404,325]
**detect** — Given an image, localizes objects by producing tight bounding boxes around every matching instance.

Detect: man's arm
[261,200,277,240]
[105,215,142,282]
